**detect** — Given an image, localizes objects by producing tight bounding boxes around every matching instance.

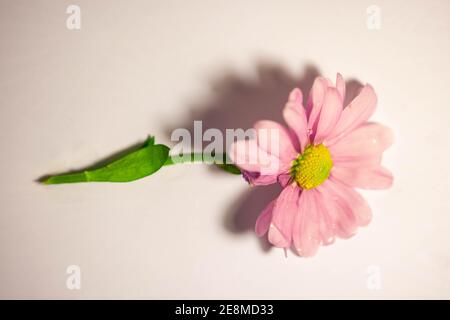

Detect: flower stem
[164,153,241,175]
[163,153,204,166]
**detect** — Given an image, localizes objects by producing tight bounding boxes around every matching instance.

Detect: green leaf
[43,142,169,184]
[142,135,155,147]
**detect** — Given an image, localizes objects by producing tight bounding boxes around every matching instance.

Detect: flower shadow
[166,61,362,253]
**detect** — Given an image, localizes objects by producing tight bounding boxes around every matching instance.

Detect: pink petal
[293,190,321,257]
[254,120,297,162]
[268,185,300,248]
[328,123,394,159]
[283,88,309,152]
[255,200,275,237]
[314,87,343,144]
[336,73,346,101]
[229,139,289,175]
[333,154,381,168]
[306,77,328,128]
[331,165,393,190]
[325,84,377,145]
[316,180,358,239]
[268,224,289,248]
[313,189,336,245]
[242,171,278,186]
[277,173,293,188]
[327,177,373,227]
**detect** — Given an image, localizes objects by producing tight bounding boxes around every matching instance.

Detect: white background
[0,0,449,299]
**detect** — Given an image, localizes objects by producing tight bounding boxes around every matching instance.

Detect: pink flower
[229,74,393,257]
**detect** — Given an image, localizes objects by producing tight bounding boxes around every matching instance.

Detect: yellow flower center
[290,144,333,189]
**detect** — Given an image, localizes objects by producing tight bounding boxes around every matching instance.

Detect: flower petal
[326,84,377,145]
[293,189,321,257]
[316,180,358,239]
[336,73,346,101]
[283,88,309,152]
[229,139,289,175]
[268,185,300,248]
[328,123,394,159]
[331,165,393,190]
[242,171,278,186]
[332,154,381,168]
[254,120,297,162]
[277,173,293,188]
[306,77,328,128]
[314,189,336,245]
[255,200,275,237]
[314,87,343,144]
[326,177,372,227]
[267,224,288,248]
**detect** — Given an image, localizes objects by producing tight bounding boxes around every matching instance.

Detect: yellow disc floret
[290,144,333,190]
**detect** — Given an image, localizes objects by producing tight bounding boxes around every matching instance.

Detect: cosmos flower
[230,74,393,257]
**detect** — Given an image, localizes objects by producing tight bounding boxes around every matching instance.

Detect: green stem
[163,153,241,175]
[163,153,204,166]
